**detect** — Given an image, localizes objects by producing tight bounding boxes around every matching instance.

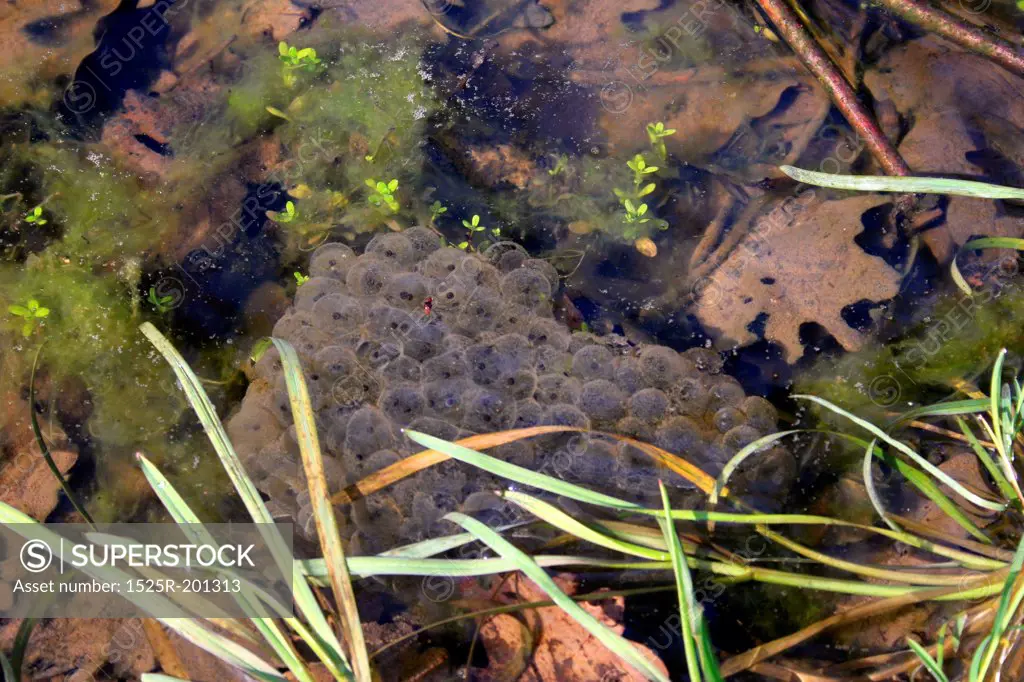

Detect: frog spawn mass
[226,228,793,552]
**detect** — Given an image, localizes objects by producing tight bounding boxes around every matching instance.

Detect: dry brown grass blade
[141,620,188,678]
[750,661,853,681]
[330,426,720,504]
[720,570,1009,677]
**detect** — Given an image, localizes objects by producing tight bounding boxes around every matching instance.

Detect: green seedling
[24,206,47,226]
[366,178,400,213]
[8,299,50,338]
[429,200,447,223]
[463,214,485,232]
[622,200,650,225]
[270,201,297,224]
[278,42,322,87]
[548,154,568,176]
[646,121,676,160]
[294,271,310,286]
[147,287,175,314]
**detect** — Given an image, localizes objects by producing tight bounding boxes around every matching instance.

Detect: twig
[755,0,911,178]
[873,0,1024,77]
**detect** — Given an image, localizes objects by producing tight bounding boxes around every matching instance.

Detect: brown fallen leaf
[475,574,669,682]
[694,195,903,363]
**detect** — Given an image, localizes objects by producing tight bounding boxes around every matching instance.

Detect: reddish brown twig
[874,0,1024,77]
[755,0,912,178]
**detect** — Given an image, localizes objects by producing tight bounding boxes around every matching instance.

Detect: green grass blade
[825,430,992,544]
[135,454,316,682]
[443,511,670,682]
[887,399,989,427]
[973,532,1024,679]
[273,338,371,682]
[964,237,1024,251]
[710,431,798,507]
[905,637,948,682]
[139,323,351,681]
[304,555,673,580]
[779,165,1024,200]
[863,439,902,533]
[658,481,702,682]
[502,490,668,560]
[796,395,1005,512]
[0,650,15,682]
[951,254,974,297]
[379,525,524,558]
[990,349,1008,458]
[142,675,192,682]
[956,418,1018,504]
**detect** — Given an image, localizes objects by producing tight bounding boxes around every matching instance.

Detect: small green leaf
[638,183,656,197]
[279,42,289,56]
[34,307,49,318]
[265,106,291,121]
[457,241,469,250]
[8,305,30,317]
[387,179,398,192]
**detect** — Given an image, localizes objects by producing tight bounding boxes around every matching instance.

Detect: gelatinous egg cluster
[226,228,792,552]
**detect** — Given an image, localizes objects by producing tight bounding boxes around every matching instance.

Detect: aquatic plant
[7,298,49,338]
[428,200,447,223]
[269,200,298,224]
[365,178,400,213]
[147,287,174,315]
[278,42,324,88]
[293,271,310,286]
[645,121,676,161]
[23,206,46,226]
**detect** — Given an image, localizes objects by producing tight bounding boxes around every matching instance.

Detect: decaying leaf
[694,195,902,363]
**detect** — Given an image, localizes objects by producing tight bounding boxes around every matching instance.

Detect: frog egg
[683,347,724,375]
[578,379,626,422]
[718,425,762,455]
[403,321,446,361]
[668,376,710,417]
[443,333,473,353]
[406,416,461,442]
[482,240,528,266]
[741,396,778,432]
[497,249,528,272]
[355,497,402,546]
[423,379,470,420]
[272,310,318,342]
[364,449,401,474]
[542,403,591,429]
[346,256,392,296]
[513,399,544,429]
[454,292,502,333]
[615,416,655,443]
[422,351,469,382]
[330,364,382,408]
[419,247,468,279]
[572,345,615,381]
[402,226,442,259]
[379,385,426,426]
[312,294,364,338]
[344,406,397,459]
[294,277,340,311]
[568,332,600,354]
[527,319,571,350]
[366,305,415,341]
[354,339,403,370]
[463,388,517,431]
[383,272,432,311]
[411,492,442,527]
[462,490,505,513]
[227,405,283,454]
[324,419,352,458]
[492,305,534,335]
[464,342,517,387]
[706,375,746,413]
[655,417,707,458]
[314,345,359,379]
[493,333,534,364]
[522,258,560,290]
[713,407,746,434]
[379,355,422,384]
[365,232,414,267]
[453,257,501,289]
[501,268,552,308]
[309,243,357,280]
[499,369,537,401]
[628,388,669,422]
[638,346,687,389]
[254,346,283,380]
[535,374,582,405]
[614,358,645,394]
[534,346,572,375]
[285,325,331,360]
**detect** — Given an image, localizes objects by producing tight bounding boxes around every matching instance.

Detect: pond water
[3,0,1024,679]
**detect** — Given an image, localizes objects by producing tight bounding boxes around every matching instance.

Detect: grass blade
[273,338,371,682]
[863,439,902,533]
[139,323,351,681]
[779,166,1024,200]
[905,638,948,682]
[443,511,670,682]
[710,430,797,509]
[658,481,703,682]
[796,395,1005,512]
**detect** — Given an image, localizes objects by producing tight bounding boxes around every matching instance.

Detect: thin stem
[755,0,911,177]
[874,0,1024,77]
